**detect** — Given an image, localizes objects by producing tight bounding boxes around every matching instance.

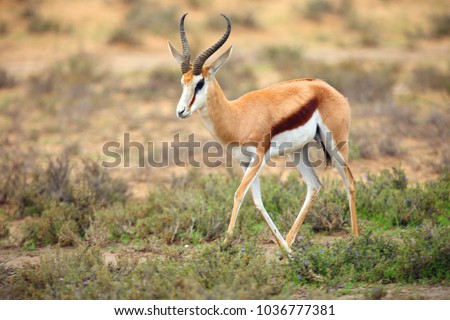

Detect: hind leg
[333,160,359,236]
[286,145,323,247]
[319,125,359,236]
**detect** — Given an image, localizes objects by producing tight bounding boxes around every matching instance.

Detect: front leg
[226,148,266,238]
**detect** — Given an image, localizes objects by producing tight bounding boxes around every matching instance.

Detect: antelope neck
[200,78,237,143]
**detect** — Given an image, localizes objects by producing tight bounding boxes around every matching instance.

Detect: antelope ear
[209,46,233,77]
[168,41,184,65]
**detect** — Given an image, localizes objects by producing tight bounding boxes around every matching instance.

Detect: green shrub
[78,160,128,206]
[408,63,450,94]
[27,53,111,126]
[302,0,334,21]
[429,13,450,39]
[0,153,127,219]
[21,202,81,248]
[141,66,180,100]
[124,0,177,35]
[140,173,238,244]
[108,28,141,46]
[0,69,16,88]
[10,164,449,250]
[133,168,450,244]
[345,12,381,47]
[396,224,450,282]
[259,47,399,104]
[350,130,378,159]
[261,175,347,233]
[356,168,449,228]
[1,243,289,299]
[187,0,207,9]
[0,213,9,239]
[0,20,9,36]
[27,16,61,34]
[208,12,260,30]
[305,61,399,104]
[259,45,304,78]
[290,225,449,285]
[87,203,145,245]
[3,223,448,299]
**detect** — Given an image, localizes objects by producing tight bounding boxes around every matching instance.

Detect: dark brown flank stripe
[271,96,319,138]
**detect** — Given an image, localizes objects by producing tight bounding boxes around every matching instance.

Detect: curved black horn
[193,14,231,75]
[180,13,191,74]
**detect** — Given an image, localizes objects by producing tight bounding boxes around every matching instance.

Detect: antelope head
[168,13,233,119]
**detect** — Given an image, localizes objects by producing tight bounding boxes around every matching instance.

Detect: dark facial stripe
[271,97,319,137]
[187,94,196,111]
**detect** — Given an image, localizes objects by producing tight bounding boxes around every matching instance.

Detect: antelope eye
[195,79,205,93]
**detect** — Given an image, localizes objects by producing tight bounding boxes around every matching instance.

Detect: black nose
[178,110,185,115]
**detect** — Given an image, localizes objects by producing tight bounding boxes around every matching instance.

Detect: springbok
[168,14,359,255]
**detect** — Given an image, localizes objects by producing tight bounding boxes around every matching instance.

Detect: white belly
[269,110,318,157]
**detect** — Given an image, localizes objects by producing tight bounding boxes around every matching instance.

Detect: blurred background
[0,0,449,198]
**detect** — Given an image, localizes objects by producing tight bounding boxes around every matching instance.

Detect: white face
[176,74,210,119]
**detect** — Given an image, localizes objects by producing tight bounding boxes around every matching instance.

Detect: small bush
[261,174,348,233]
[306,60,399,104]
[357,167,449,227]
[427,108,450,141]
[0,213,9,239]
[0,20,9,36]
[187,0,207,9]
[140,173,237,244]
[27,16,61,33]
[0,69,16,89]
[20,0,38,19]
[87,203,144,245]
[208,12,260,30]
[433,149,450,174]
[108,28,141,46]
[0,146,31,209]
[27,53,112,126]
[260,45,304,78]
[107,0,177,46]
[365,287,387,300]
[429,13,450,39]
[408,64,450,94]
[345,13,381,47]
[130,168,450,244]
[124,0,177,35]
[378,135,403,157]
[78,160,128,206]
[290,225,449,285]
[0,152,128,219]
[350,129,378,159]
[259,48,399,104]
[1,243,289,299]
[21,202,82,248]
[335,0,355,16]
[28,53,107,95]
[144,66,180,100]
[397,224,450,281]
[303,0,334,21]
[17,157,129,247]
